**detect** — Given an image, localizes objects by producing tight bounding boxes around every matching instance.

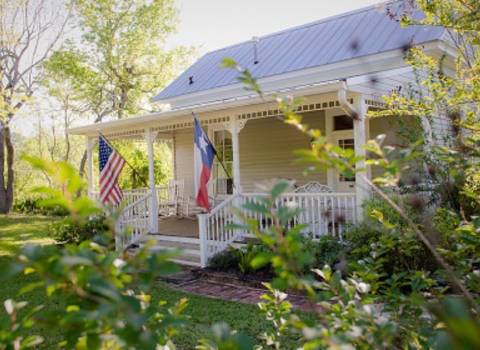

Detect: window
[213,130,233,194]
[334,115,353,131]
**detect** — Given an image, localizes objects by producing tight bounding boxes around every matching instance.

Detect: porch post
[229,118,244,194]
[198,213,208,267]
[86,136,95,199]
[353,97,368,222]
[338,85,369,222]
[145,129,158,233]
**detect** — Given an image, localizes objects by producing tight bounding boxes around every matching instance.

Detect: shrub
[13,197,68,216]
[208,243,274,276]
[208,247,240,271]
[301,234,344,273]
[343,221,438,292]
[236,243,273,275]
[49,216,109,244]
[342,222,383,263]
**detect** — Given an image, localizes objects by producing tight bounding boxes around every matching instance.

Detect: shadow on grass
[0,214,58,256]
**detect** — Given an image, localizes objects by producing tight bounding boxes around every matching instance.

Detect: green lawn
[0,215,309,349]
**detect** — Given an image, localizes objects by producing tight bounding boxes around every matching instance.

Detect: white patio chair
[158,179,184,217]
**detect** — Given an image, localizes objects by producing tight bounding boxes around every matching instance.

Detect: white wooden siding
[239,111,327,192]
[174,111,328,198]
[174,128,195,198]
[368,115,406,180]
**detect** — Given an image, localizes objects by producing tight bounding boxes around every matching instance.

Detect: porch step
[141,234,201,267]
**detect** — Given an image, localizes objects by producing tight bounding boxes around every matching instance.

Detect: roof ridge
[202,1,393,57]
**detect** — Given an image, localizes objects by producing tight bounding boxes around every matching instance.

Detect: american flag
[99,136,126,205]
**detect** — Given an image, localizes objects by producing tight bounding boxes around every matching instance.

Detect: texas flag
[193,115,216,212]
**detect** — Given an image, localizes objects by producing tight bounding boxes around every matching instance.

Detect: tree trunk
[0,125,14,213]
[0,128,7,213]
[79,150,87,179]
[5,126,14,212]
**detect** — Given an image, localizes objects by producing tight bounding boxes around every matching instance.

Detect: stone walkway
[161,270,318,312]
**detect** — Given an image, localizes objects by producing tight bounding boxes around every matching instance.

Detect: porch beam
[145,129,159,233]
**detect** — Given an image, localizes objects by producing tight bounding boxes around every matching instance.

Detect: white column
[86,136,95,199]
[353,97,369,222]
[198,213,208,267]
[338,85,369,222]
[228,118,244,194]
[145,129,158,233]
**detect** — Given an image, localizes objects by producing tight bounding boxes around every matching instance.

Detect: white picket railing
[198,191,357,267]
[115,193,152,250]
[122,188,151,207]
[198,195,241,266]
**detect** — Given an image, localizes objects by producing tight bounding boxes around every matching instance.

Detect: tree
[43,0,195,179]
[0,0,70,213]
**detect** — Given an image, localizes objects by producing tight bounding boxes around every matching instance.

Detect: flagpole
[192,112,236,192]
[98,132,150,189]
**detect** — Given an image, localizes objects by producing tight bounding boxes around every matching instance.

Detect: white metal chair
[158,179,184,217]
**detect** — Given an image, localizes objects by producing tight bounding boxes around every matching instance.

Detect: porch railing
[198,191,357,267]
[89,189,149,208]
[122,188,151,207]
[115,192,152,250]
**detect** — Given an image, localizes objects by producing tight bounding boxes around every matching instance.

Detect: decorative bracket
[144,129,159,143]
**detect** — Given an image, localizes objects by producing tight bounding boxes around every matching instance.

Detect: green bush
[236,243,273,275]
[208,243,274,276]
[343,221,438,292]
[301,234,344,272]
[342,222,384,263]
[208,247,240,271]
[49,216,109,244]
[13,197,68,216]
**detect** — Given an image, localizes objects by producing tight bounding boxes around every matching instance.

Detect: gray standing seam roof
[153,2,446,102]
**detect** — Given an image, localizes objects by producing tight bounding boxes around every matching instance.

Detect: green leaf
[220,57,238,69]
[59,256,93,267]
[251,252,274,269]
[242,202,269,215]
[271,182,291,201]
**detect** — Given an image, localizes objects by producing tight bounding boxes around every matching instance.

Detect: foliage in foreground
[2,1,480,349]
[0,159,188,349]
[221,1,480,348]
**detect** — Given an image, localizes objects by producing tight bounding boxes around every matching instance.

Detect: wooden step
[140,234,201,267]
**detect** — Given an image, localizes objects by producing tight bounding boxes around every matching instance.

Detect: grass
[0,214,56,256]
[0,214,311,349]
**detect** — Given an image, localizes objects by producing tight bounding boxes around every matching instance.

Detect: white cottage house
[69,2,454,266]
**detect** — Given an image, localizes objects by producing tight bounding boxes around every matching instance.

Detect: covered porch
[70,82,375,267]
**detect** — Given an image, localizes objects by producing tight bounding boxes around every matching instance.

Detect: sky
[14,0,386,136]
[168,0,386,55]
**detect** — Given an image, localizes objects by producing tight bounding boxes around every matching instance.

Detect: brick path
[167,274,317,312]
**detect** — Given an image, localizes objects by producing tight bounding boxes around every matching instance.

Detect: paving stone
[170,278,316,312]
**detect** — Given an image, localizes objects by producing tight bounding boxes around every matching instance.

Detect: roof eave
[157,38,454,110]
[68,80,345,137]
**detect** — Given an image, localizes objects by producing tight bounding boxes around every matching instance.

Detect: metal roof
[153,2,446,103]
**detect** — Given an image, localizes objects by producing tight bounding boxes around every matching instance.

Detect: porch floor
[156,216,199,238]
